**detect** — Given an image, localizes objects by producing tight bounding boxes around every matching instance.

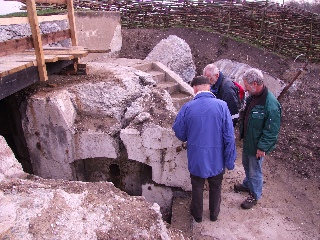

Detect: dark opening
[0,96,33,174]
[109,164,121,176]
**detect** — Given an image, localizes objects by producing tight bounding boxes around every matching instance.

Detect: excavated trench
[0,59,285,226]
[0,61,194,224]
[0,95,177,222]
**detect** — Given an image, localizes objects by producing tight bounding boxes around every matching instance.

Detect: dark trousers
[190,172,224,219]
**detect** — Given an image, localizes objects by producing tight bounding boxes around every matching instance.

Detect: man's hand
[256,149,265,160]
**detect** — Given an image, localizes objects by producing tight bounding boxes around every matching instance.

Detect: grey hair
[243,68,264,85]
[203,63,219,77]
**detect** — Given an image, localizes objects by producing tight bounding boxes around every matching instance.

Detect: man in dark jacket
[172,76,236,223]
[234,68,281,209]
[203,63,240,126]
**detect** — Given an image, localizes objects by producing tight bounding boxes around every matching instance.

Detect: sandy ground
[171,147,320,240]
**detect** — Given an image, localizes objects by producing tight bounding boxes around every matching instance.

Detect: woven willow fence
[58,0,320,62]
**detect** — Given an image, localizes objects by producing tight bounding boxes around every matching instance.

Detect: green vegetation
[0,12,27,18]
[0,8,66,18]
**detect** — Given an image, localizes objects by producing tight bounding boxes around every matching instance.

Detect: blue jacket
[172,91,237,178]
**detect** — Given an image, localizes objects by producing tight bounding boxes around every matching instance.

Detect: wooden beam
[0,17,29,25]
[41,29,71,46]
[0,14,68,26]
[0,30,71,57]
[0,66,39,101]
[0,37,34,57]
[38,14,68,22]
[26,0,48,81]
[66,0,78,46]
[33,0,66,4]
[87,49,112,53]
[22,46,89,58]
[0,61,35,78]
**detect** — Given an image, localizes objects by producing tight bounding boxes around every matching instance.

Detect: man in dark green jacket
[234,68,281,209]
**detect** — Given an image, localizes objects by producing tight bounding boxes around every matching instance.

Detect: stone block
[74,131,119,160]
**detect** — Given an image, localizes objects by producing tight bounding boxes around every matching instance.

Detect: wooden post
[308,17,313,61]
[273,22,280,52]
[66,0,78,70]
[227,11,231,37]
[277,61,308,101]
[66,0,78,46]
[26,0,48,81]
[258,7,266,42]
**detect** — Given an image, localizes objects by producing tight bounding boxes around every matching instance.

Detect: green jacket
[240,88,281,156]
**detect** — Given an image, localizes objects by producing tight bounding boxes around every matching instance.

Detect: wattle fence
[39,0,320,62]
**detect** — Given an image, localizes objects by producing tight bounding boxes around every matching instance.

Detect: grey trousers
[190,172,224,219]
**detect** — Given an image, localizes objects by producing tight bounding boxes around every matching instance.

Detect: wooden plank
[0,61,35,78]
[0,66,39,101]
[42,46,87,51]
[0,30,71,57]
[0,54,37,63]
[87,49,111,53]
[5,53,73,63]
[38,14,68,22]
[0,14,67,26]
[43,49,88,54]
[24,49,88,58]
[20,47,86,54]
[41,46,88,58]
[43,55,59,62]
[41,29,71,45]
[34,0,66,4]
[66,0,77,46]
[0,37,34,57]
[56,55,74,60]
[26,0,48,81]
[0,17,29,26]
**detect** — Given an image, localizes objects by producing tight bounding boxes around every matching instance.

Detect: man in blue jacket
[172,76,237,223]
[235,68,281,209]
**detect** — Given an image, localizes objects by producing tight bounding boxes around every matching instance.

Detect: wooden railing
[0,0,80,81]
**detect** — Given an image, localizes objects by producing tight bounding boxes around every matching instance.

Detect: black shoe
[192,215,202,223]
[234,183,250,193]
[241,194,258,209]
[190,208,202,222]
[210,216,218,222]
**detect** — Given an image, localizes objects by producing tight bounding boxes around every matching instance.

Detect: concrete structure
[21,58,194,215]
[75,11,122,62]
[0,137,180,239]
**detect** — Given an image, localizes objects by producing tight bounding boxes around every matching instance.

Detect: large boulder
[145,35,196,84]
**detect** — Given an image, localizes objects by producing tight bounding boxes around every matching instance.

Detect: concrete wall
[75,11,122,62]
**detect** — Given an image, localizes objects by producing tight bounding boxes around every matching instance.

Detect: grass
[0,9,66,18]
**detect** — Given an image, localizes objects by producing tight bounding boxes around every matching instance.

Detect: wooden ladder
[0,0,87,81]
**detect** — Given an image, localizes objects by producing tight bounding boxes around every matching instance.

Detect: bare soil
[120,27,320,181]
[119,27,320,238]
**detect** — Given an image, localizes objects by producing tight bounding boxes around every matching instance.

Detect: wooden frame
[0,0,79,81]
